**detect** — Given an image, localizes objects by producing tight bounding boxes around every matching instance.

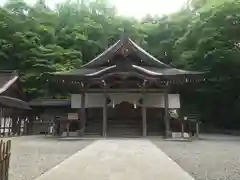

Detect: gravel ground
[152,134,240,180]
[8,136,93,180]
[7,134,240,180]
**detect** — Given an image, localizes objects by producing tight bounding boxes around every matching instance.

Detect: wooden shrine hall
[51,35,204,137]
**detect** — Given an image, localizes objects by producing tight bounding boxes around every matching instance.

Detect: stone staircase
[107,118,142,137]
[85,118,102,136]
[147,118,164,136]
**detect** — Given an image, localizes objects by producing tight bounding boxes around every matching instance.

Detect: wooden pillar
[0,114,1,137]
[11,116,16,135]
[66,121,70,137]
[28,115,33,135]
[164,88,171,138]
[17,117,21,135]
[80,91,86,136]
[1,109,5,136]
[102,94,108,137]
[196,121,199,139]
[181,120,184,138]
[142,105,147,137]
[3,118,6,136]
[141,92,147,137]
[23,118,27,135]
[8,118,12,136]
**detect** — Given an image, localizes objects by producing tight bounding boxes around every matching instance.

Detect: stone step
[107,132,142,136]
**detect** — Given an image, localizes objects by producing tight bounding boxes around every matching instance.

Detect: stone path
[35,139,194,180]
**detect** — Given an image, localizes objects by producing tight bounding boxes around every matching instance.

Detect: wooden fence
[0,140,11,180]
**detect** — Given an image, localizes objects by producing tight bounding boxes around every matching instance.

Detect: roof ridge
[127,38,170,68]
[81,39,123,68]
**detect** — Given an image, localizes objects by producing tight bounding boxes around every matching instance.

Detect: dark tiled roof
[29,99,71,107]
[53,37,204,79]
[0,96,31,110]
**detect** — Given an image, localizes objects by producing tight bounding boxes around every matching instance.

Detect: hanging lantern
[134,103,137,109]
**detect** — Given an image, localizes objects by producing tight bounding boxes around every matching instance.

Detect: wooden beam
[85,88,167,93]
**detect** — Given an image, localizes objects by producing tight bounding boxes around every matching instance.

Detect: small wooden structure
[186,112,200,139]
[0,140,11,180]
[28,99,72,135]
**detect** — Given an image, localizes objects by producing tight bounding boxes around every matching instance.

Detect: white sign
[68,113,78,120]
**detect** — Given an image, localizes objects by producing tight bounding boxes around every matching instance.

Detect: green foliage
[175,0,240,128]
[0,0,240,128]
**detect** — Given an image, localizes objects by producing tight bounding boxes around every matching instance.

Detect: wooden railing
[0,140,11,180]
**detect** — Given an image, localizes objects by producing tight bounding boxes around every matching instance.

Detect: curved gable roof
[81,37,170,68]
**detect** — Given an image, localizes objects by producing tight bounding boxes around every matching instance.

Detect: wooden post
[142,105,147,137]
[141,92,147,137]
[1,109,5,136]
[80,91,86,136]
[188,120,192,139]
[164,88,171,138]
[11,116,16,135]
[102,94,108,137]
[181,121,184,138]
[3,117,6,137]
[0,139,11,180]
[0,115,1,137]
[7,117,10,136]
[17,118,21,135]
[196,121,199,139]
[23,118,27,135]
[26,117,31,135]
[66,121,70,137]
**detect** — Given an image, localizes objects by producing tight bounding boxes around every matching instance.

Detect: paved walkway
[35,139,194,180]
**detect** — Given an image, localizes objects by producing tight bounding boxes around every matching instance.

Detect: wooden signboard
[68,113,78,120]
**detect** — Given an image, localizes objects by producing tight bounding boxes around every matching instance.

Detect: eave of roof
[53,64,203,80]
